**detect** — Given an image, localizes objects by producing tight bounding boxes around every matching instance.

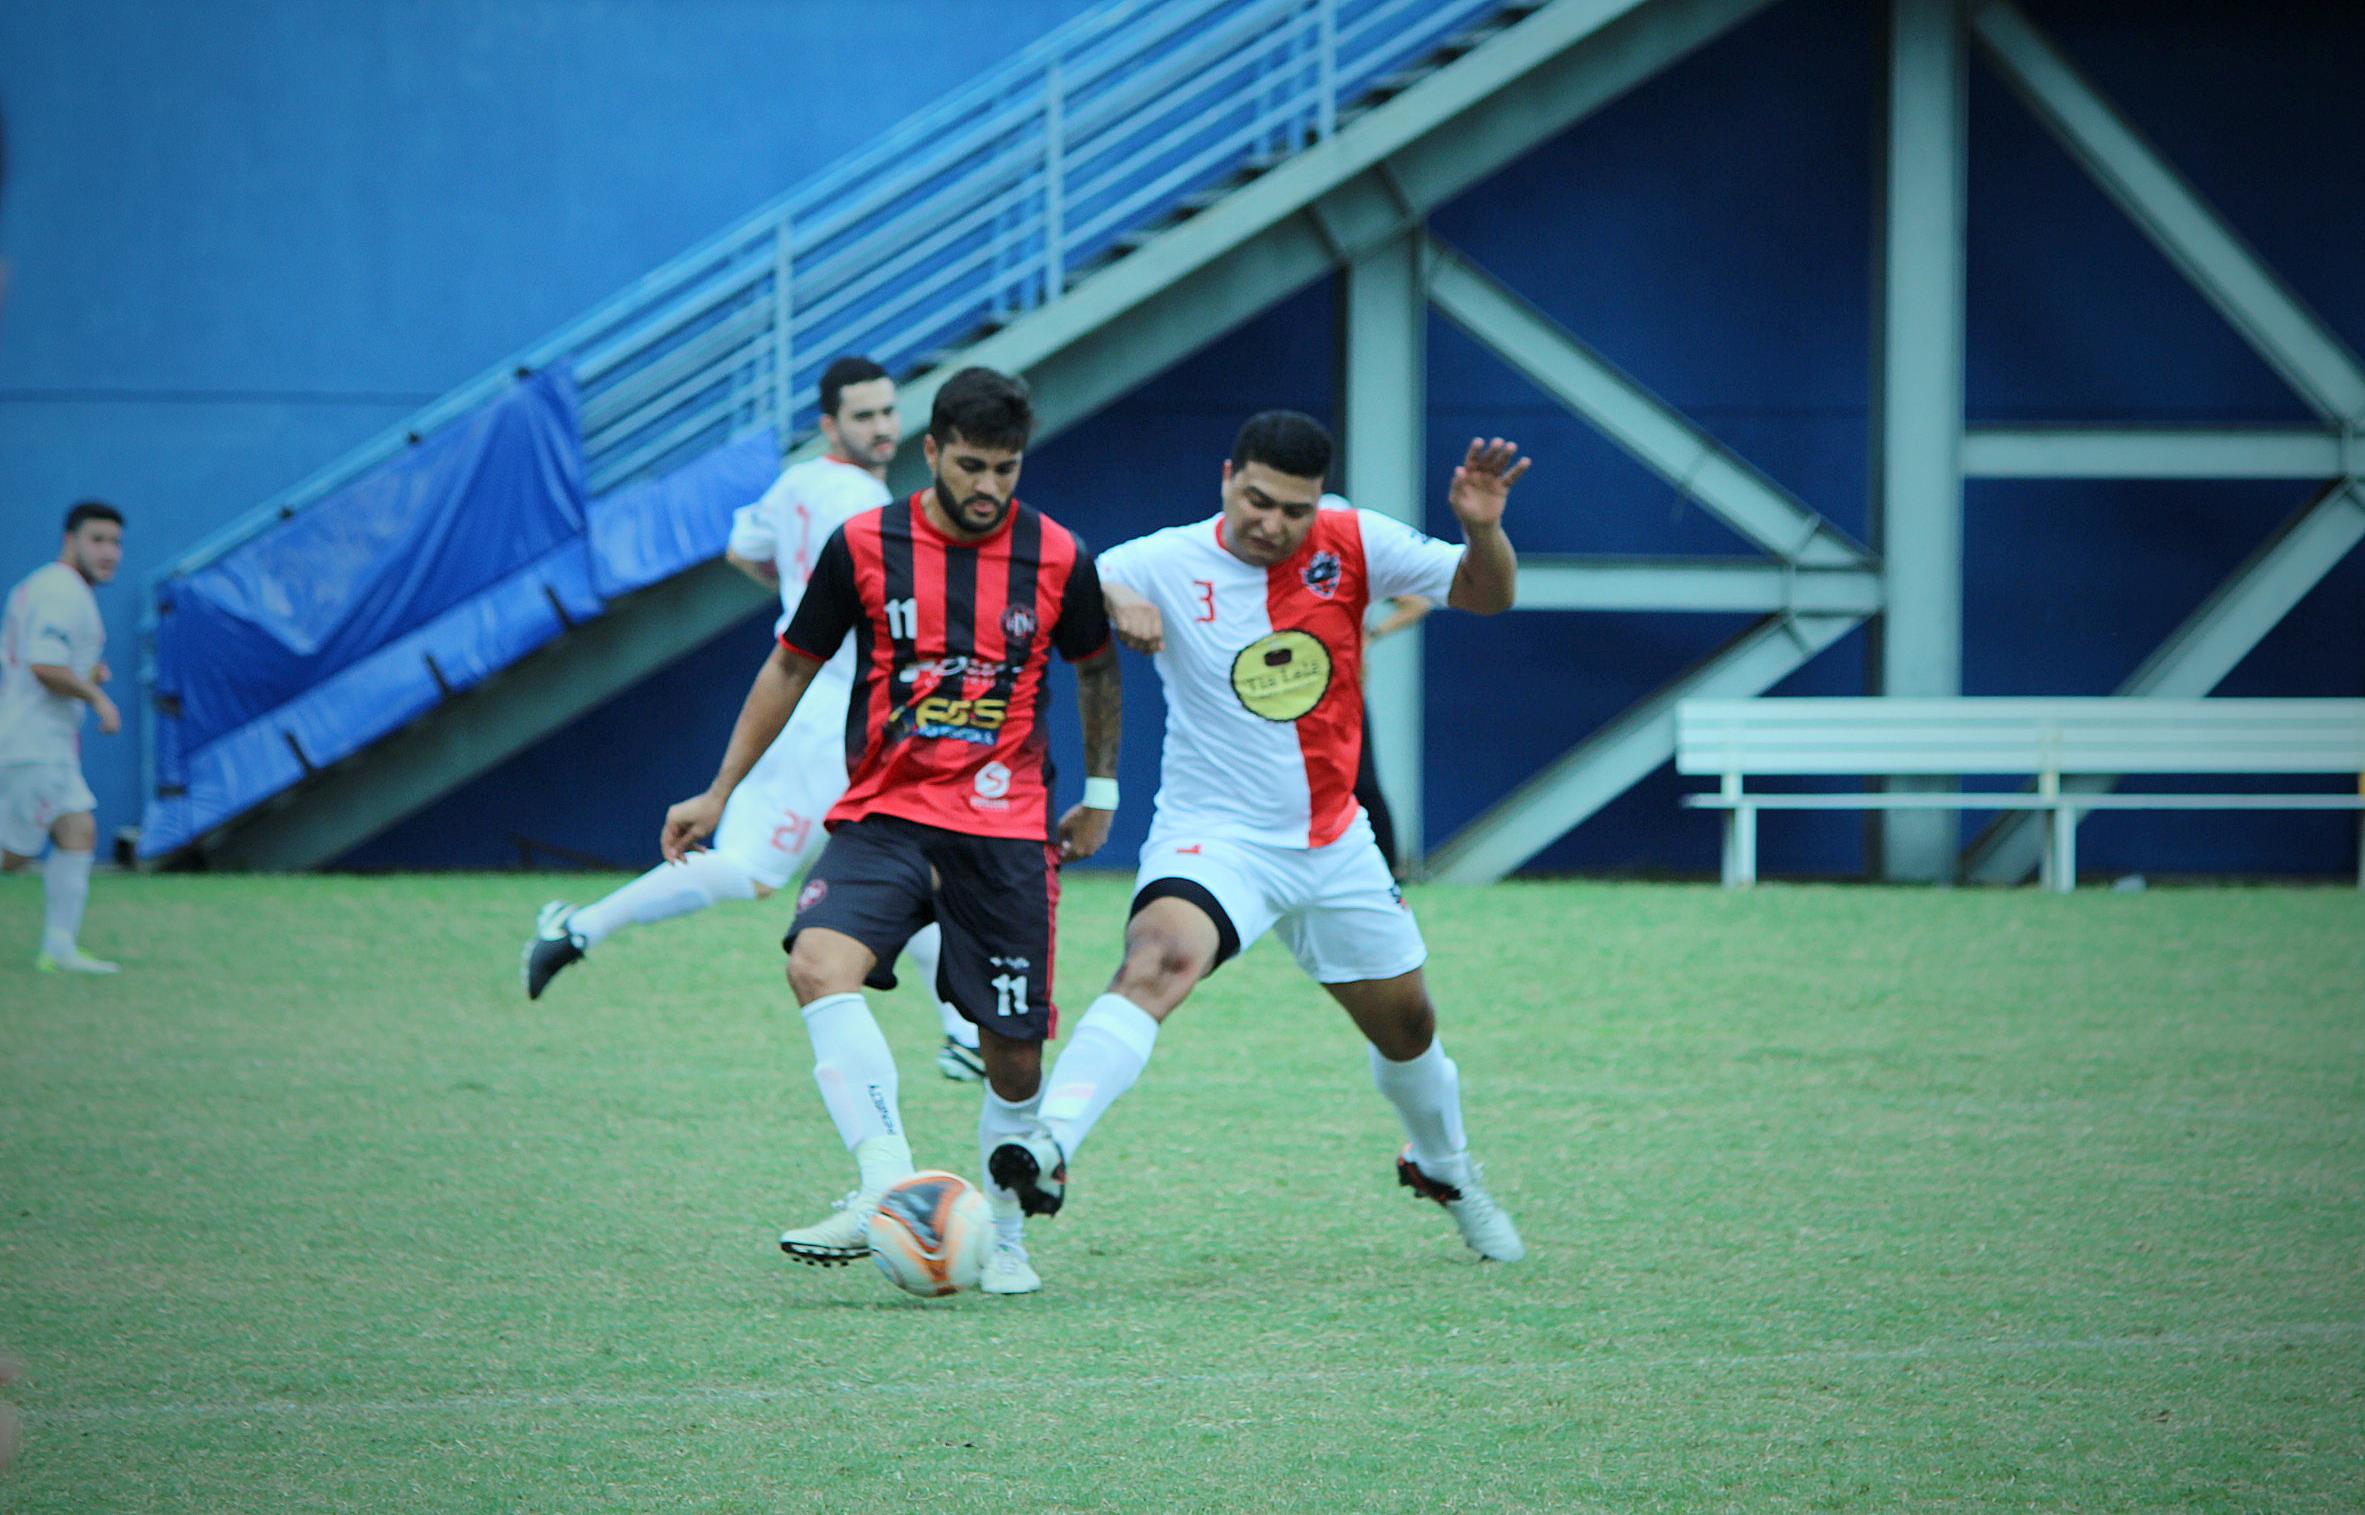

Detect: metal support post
[1044,59,1067,302]
[1317,0,1338,141]
[1340,231,1428,872]
[771,220,795,440]
[1870,0,1968,883]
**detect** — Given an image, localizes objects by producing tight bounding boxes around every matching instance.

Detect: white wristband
[1082,777,1120,811]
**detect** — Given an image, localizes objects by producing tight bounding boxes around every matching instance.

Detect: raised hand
[1445,437,1531,531]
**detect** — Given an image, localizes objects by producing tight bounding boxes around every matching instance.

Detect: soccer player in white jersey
[522,358,984,1079]
[988,411,1532,1265]
[2,501,127,973]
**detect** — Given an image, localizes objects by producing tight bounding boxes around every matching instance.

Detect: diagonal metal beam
[1518,556,1885,614]
[1961,481,2365,883]
[1424,237,1870,567]
[1962,426,2353,479]
[1971,2,2365,426]
[1426,612,1863,883]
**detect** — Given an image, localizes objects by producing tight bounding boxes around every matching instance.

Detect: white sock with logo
[800,992,910,1193]
[571,851,757,947]
[979,1084,1045,1244]
[1369,1039,1471,1189]
[901,922,977,1049]
[41,848,95,958]
[1040,993,1161,1159]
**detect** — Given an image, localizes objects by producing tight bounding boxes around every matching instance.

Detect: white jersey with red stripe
[1097,500,1462,848]
[0,562,105,768]
[727,454,890,687]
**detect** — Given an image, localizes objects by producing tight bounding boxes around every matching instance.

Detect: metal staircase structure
[147,0,2357,880]
[147,0,1782,869]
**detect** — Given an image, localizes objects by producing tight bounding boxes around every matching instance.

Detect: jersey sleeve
[1358,508,1464,602]
[779,526,859,662]
[726,486,780,562]
[727,503,776,562]
[1053,544,1114,662]
[1095,532,1154,591]
[21,574,82,665]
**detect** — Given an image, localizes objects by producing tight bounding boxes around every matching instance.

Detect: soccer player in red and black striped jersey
[662,367,1119,1294]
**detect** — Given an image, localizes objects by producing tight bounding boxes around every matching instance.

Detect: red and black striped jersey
[779,491,1111,841]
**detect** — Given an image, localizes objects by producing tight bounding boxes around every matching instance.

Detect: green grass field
[1,873,2360,1512]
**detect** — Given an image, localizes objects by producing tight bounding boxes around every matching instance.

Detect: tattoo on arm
[1075,651,1122,778]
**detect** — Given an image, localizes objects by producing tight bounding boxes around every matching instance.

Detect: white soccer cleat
[1397,1147,1525,1263]
[986,1128,1067,1218]
[779,1188,880,1266]
[980,1235,1041,1295]
[935,1035,986,1083]
[33,949,119,975]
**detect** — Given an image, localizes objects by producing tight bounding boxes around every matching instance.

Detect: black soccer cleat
[988,1130,1068,1218]
[522,902,587,1000]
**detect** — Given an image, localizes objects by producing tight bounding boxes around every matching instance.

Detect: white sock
[571,851,756,948]
[901,922,977,1049]
[1039,993,1161,1159]
[978,1085,1044,1244]
[41,848,94,958]
[1370,1039,1470,1188]
[800,992,906,1163]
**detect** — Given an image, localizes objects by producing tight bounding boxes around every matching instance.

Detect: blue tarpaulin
[589,429,781,599]
[141,363,781,859]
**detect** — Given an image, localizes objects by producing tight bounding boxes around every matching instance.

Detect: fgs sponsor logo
[896,655,1014,745]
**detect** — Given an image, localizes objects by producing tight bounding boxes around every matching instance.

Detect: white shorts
[1132,810,1426,985]
[713,680,854,889]
[0,762,96,857]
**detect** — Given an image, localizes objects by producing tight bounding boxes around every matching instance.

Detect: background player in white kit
[987,411,1532,1266]
[2,501,127,973]
[523,358,982,1079]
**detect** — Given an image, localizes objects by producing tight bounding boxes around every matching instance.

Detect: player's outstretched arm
[662,644,821,860]
[1057,646,1122,862]
[1445,436,1528,615]
[1103,579,1163,654]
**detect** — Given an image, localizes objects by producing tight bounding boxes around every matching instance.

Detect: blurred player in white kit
[2,501,126,973]
[524,357,982,1080]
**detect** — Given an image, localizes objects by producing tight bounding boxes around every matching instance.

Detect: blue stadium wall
[4,1,2359,878]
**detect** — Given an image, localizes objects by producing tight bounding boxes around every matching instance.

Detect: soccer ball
[865,1170,993,1297]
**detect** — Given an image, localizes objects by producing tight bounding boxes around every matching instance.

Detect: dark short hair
[928,367,1033,452]
[819,355,890,419]
[1231,410,1333,482]
[65,500,123,535]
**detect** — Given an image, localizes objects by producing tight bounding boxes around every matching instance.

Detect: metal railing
[143,0,1521,805]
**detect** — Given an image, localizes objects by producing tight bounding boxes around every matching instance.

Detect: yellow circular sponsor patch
[1230,629,1332,722]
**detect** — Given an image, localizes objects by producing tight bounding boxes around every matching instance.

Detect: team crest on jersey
[1300,551,1342,599]
[1001,606,1037,643]
[796,879,828,912]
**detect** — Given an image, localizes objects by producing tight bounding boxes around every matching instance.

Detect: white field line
[25,1321,2364,1427]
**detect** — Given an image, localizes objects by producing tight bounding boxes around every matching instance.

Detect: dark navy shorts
[785,814,1061,1041]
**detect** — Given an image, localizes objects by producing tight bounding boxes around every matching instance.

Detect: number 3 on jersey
[1192,579,1216,623]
